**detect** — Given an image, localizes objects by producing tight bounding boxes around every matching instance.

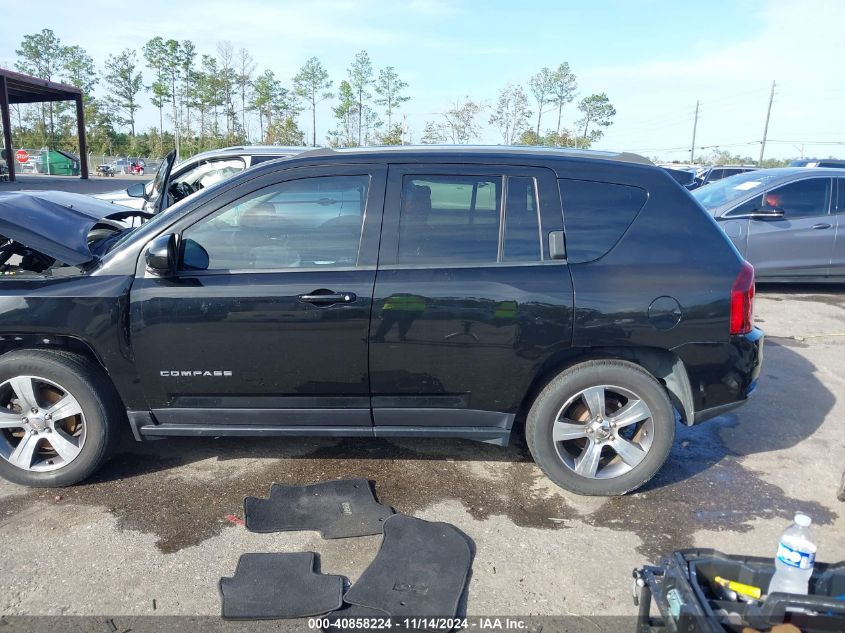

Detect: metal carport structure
[0,67,89,182]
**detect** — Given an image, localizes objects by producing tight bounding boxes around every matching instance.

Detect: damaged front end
[0,191,152,277]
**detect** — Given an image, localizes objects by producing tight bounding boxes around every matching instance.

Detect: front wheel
[0,350,123,487]
[526,360,675,496]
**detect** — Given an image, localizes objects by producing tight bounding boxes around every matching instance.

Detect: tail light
[730,261,755,335]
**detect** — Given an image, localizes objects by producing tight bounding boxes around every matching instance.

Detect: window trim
[150,165,386,277]
[382,164,556,268]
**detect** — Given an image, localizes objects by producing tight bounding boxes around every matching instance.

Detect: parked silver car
[693,168,845,281]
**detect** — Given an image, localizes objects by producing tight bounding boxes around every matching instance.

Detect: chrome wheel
[552,384,654,480]
[0,375,86,472]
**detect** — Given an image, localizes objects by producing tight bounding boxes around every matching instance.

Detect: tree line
[7,28,617,159]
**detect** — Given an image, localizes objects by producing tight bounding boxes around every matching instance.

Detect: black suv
[0,147,763,495]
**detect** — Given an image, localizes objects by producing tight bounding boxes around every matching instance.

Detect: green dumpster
[35,150,80,176]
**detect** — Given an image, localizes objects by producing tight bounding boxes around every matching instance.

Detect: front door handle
[298,290,357,305]
[812,223,832,230]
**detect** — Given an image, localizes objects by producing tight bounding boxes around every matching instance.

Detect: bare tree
[216,41,236,138]
[489,84,532,144]
[236,48,256,140]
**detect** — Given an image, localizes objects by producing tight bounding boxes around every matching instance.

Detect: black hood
[0,190,150,265]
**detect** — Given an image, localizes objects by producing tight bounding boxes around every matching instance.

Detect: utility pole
[758,80,776,166]
[690,100,699,165]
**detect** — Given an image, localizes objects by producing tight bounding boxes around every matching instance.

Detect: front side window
[760,178,831,219]
[181,175,370,271]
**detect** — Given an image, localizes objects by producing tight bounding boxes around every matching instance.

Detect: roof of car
[734,167,845,178]
[290,145,653,166]
[186,145,309,162]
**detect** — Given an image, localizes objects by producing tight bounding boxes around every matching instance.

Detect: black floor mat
[341,514,473,618]
[244,479,394,538]
[219,552,345,619]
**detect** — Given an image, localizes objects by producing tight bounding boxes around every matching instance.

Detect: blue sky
[3,0,844,161]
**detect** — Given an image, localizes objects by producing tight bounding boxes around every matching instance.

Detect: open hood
[0,190,151,266]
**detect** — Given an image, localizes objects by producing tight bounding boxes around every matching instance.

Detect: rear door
[744,177,834,278]
[369,164,573,439]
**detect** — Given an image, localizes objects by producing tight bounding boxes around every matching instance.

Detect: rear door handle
[812,223,832,230]
[298,290,357,305]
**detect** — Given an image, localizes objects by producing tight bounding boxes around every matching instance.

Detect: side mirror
[145,234,177,276]
[126,182,147,199]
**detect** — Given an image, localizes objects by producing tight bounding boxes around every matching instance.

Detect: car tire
[526,359,675,496]
[0,350,124,487]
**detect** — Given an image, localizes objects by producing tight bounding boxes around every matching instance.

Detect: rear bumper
[676,326,764,425]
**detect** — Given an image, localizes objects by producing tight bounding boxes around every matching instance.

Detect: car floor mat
[341,514,473,619]
[219,552,345,620]
[244,479,394,539]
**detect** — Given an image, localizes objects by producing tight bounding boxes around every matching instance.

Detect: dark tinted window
[558,179,648,263]
[397,175,502,264]
[503,177,541,262]
[182,175,369,271]
[763,178,830,219]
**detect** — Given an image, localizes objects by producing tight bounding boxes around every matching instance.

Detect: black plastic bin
[633,549,845,633]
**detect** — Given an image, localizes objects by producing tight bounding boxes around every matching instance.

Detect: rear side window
[396,175,543,265]
[397,175,502,264]
[836,179,845,213]
[559,179,648,263]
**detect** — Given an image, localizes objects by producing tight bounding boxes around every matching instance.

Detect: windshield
[691,171,780,210]
[145,151,176,211]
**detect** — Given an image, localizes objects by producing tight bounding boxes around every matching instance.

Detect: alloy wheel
[551,384,654,480]
[0,375,87,472]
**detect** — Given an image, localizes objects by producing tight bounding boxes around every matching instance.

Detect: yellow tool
[714,576,762,600]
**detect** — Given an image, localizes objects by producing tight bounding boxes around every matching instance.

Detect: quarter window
[181,175,370,271]
[559,179,648,263]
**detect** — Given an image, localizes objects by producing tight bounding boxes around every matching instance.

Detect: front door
[130,165,386,428]
[746,177,834,278]
[369,164,573,438]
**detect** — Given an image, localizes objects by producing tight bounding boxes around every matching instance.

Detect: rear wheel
[0,350,122,487]
[526,360,675,496]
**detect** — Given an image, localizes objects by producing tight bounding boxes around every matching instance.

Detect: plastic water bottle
[768,513,816,595]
